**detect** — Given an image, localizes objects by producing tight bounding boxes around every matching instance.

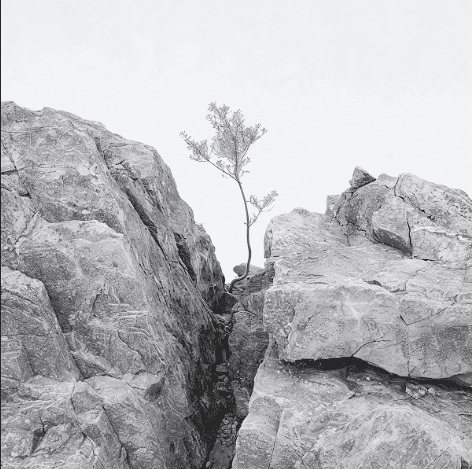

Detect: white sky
[2,0,471,280]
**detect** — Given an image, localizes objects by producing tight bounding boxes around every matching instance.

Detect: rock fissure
[3,105,471,468]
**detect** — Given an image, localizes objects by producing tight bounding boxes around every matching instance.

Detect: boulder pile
[233,167,472,468]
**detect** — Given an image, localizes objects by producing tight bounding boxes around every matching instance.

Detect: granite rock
[233,170,472,468]
[1,102,226,468]
[233,354,472,469]
[262,172,471,380]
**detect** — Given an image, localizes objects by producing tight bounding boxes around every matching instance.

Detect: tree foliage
[181,103,277,293]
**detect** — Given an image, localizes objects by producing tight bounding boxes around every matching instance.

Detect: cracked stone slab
[1,267,81,396]
[232,354,472,469]
[1,377,129,469]
[263,171,472,380]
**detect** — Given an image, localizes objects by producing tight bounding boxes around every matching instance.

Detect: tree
[181,103,277,293]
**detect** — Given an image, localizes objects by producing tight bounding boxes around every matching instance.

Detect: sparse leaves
[248,191,278,226]
[181,103,277,293]
[180,102,267,182]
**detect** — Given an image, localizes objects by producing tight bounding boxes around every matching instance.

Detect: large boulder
[233,170,472,468]
[1,102,226,468]
[228,269,271,418]
[262,172,471,380]
[233,353,472,469]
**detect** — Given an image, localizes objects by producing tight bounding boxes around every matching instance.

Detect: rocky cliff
[1,102,227,469]
[233,168,472,468]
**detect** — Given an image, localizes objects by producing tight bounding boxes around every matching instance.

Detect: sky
[2,0,471,280]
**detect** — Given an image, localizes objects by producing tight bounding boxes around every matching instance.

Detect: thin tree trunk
[228,180,252,293]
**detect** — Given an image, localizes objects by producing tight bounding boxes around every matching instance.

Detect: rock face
[228,267,272,419]
[1,102,226,468]
[234,169,472,468]
[263,173,471,379]
[204,266,271,469]
[234,354,472,469]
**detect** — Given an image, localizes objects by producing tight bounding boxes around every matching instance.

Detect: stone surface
[1,102,226,468]
[203,265,272,469]
[228,268,272,418]
[1,377,129,469]
[231,263,265,296]
[233,170,472,469]
[262,173,471,380]
[1,268,81,398]
[233,353,472,469]
[349,165,376,190]
[205,413,240,469]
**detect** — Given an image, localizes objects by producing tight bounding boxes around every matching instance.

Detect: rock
[231,263,265,295]
[262,172,471,380]
[228,307,269,392]
[87,376,167,468]
[349,166,376,190]
[332,171,472,263]
[1,102,226,468]
[233,354,472,469]
[206,413,239,469]
[233,263,264,278]
[233,169,472,469]
[325,194,340,218]
[231,382,251,419]
[0,187,35,269]
[227,266,271,421]
[1,377,129,469]
[1,268,81,397]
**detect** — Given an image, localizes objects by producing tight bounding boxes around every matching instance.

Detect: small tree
[181,103,277,293]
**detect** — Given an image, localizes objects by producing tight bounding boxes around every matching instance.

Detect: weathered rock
[231,263,265,295]
[205,413,239,469]
[1,268,81,397]
[349,165,376,190]
[233,353,472,469]
[233,263,264,278]
[262,173,471,380]
[1,377,129,469]
[1,102,226,468]
[233,170,472,469]
[332,172,472,262]
[228,307,269,403]
[227,266,271,419]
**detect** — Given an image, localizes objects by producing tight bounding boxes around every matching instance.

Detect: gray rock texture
[204,266,271,469]
[233,354,472,469]
[234,170,472,468]
[263,174,471,379]
[1,102,225,468]
[228,268,271,418]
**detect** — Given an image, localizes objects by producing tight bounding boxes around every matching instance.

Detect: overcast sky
[2,0,471,280]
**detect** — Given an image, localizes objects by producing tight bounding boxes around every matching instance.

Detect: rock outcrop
[228,266,272,419]
[233,169,472,468]
[1,102,226,468]
[204,265,271,469]
[234,354,472,469]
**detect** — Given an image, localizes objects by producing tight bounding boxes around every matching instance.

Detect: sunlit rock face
[1,102,225,469]
[233,169,472,469]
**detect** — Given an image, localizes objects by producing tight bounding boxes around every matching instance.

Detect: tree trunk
[228,180,252,293]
